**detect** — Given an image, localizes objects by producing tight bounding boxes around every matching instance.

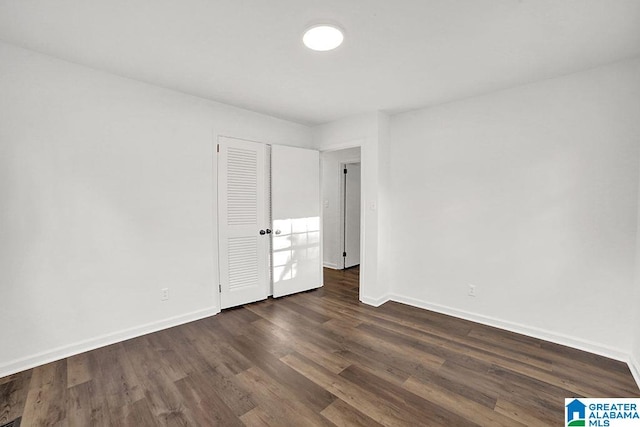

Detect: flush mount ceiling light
[303,24,344,51]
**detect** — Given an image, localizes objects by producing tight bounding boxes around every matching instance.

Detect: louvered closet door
[218,136,269,309]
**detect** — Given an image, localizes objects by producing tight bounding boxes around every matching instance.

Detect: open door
[271,145,322,298]
[218,136,270,309]
[342,162,361,268]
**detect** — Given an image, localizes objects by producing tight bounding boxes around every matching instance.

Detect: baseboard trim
[4,294,637,389]
[323,262,339,269]
[390,293,628,362]
[360,294,391,307]
[628,354,640,390]
[0,307,219,379]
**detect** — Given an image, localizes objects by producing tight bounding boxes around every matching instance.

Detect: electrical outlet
[161,288,169,301]
[468,284,476,297]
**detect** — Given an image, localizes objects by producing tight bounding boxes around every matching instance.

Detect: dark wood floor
[1,267,638,426]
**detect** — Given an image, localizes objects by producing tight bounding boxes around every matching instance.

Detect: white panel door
[271,145,322,298]
[218,136,269,309]
[343,163,361,268]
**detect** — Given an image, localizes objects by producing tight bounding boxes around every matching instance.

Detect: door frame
[215,135,323,309]
[320,141,364,291]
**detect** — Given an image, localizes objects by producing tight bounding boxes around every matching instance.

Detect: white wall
[633,283,640,381]
[0,42,312,376]
[631,177,640,382]
[387,58,640,358]
[321,147,361,269]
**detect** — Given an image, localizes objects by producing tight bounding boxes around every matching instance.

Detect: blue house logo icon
[566,399,587,426]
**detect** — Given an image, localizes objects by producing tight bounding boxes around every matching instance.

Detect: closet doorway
[217,136,321,309]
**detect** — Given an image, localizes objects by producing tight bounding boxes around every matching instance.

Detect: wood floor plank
[234,367,334,427]
[339,363,477,426]
[118,398,157,427]
[190,363,255,418]
[494,396,559,426]
[0,371,31,425]
[435,357,503,405]
[20,360,67,427]
[323,318,445,380]
[121,337,197,426]
[153,325,216,376]
[276,298,333,325]
[173,372,244,426]
[281,351,441,427]
[2,266,638,425]
[179,323,253,375]
[251,318,351,374]
[402,375,523,427]
[67,380,111,427]
[352,322,447,367]
[550,359,639,396]
[356,310,554,373]
[227,335,336,413]
[240,321,294,360]
[334,348,415,386]
[354,313,595,396]
[239,406,278,427]
[320,398,385,427]
[90,343,145,409]
[66,352,92,389]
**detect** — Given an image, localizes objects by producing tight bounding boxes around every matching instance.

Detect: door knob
[274,229,281,235]
[259,230,266,235]
[266,229,272,234]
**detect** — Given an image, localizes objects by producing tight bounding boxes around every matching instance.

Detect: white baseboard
[360,294,391,307]
[5,293,639,391]
[628,354,640,390]
[390,293,628,362]
[323,262,339,269]
[0,307,219,379]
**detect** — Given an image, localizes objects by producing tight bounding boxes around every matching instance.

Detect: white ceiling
[1,0,639,125]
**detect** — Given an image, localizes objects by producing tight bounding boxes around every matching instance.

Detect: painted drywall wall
[627,298,640,387]
[321,147,361,269]
[631,176,640,382]
[0,42,312,376]
[313,112,391,305]
[388,58,640,357]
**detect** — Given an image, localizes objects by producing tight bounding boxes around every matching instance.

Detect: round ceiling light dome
[303,24,344,51]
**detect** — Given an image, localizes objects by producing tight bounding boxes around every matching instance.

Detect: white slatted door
[271,145,322,298]
[218,136,269,309]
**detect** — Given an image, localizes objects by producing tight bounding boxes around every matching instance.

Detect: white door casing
[218,136,269,309]
[271,145,322,298]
